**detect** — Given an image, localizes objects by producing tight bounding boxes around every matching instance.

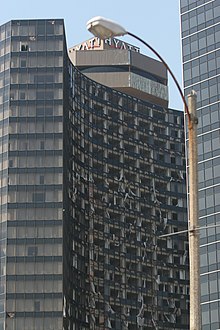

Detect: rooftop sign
[70,37,140,53]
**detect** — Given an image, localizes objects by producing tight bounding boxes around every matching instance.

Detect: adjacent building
[180,0,220,329]
[0,19,189,329]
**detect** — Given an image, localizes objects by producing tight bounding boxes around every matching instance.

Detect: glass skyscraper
[0,19,189,329]
[180,0,220,328]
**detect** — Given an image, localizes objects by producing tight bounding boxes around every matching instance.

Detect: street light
[87,16,200,330]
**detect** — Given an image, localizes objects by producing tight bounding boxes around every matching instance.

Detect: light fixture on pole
[87,16,200,330]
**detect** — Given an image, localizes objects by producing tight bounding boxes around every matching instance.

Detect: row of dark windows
[180,0,214,13]
[79,65,166,85]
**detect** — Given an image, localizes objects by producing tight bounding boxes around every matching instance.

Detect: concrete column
[188,91,201,330]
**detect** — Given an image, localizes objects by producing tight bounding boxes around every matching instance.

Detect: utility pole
[188,91,200,330]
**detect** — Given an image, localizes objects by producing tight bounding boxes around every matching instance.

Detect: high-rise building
[180,0,220,329]
[0,19,189,329]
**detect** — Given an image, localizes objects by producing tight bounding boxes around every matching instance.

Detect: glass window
[27,246,38,256]
[40,175,44,184]
[20,92,26,100]
[211,110,219,123]
[204,140,211,153]
[209,302,218,323]
[201,87,209,101]
[212,137,219,150]
[199,36,206,49]
[215,30,220,43]
[192,64,199,77]
[190,15,197,29]
[208,58,216,71]
[201,278,209,297]
[32,192,45,202]
[202,305,210,325]
[198,12,205,25]
[205,167,213,181]
[34,301,40,311]
[208,246,217,265]
[37,22,45,35]
[210,84,217,98]
[36,107,44,116]
[200,252,208,267]
[209,277,218,294]
[46,22,55,35]
[203,112,210,125]
[206,8,213,21]
[200,61,207,75]
[191,40,198,52]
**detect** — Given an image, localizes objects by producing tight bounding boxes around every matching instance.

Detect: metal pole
[188,91,200,330]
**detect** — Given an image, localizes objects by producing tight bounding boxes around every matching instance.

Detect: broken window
[20,43,29,51]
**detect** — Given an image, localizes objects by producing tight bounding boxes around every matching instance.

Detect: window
[36,108,44,117]
[46,107,53,116]
[46,22,55,35]
[39,176,44,184]
[171,130,178,138]
[9,160,13,167]
[36,91,54,100]
[45,91,54,99]
[34,75,54,83]
[172,198,178,206]
[36,91,44,99]
[34,301,40,312]
[20,43,29,51]
[37,23,45,35]
[171,157,176,164]
[32,193,45,202]
[158,154,164,162]
[20,59,27,67]
[37,107,53,117]
[40,141,44,150]
[20,92,26,100]
[28,246,38,256]
[170,143,175,151]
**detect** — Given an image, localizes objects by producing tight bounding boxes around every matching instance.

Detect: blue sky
[1,0,183,110]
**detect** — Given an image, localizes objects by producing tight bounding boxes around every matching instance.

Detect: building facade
[180,0,220,329]
[0,19,67,330]
[0,19,189,329]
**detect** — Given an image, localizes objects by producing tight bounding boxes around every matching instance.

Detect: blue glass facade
[180,0,220,329]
